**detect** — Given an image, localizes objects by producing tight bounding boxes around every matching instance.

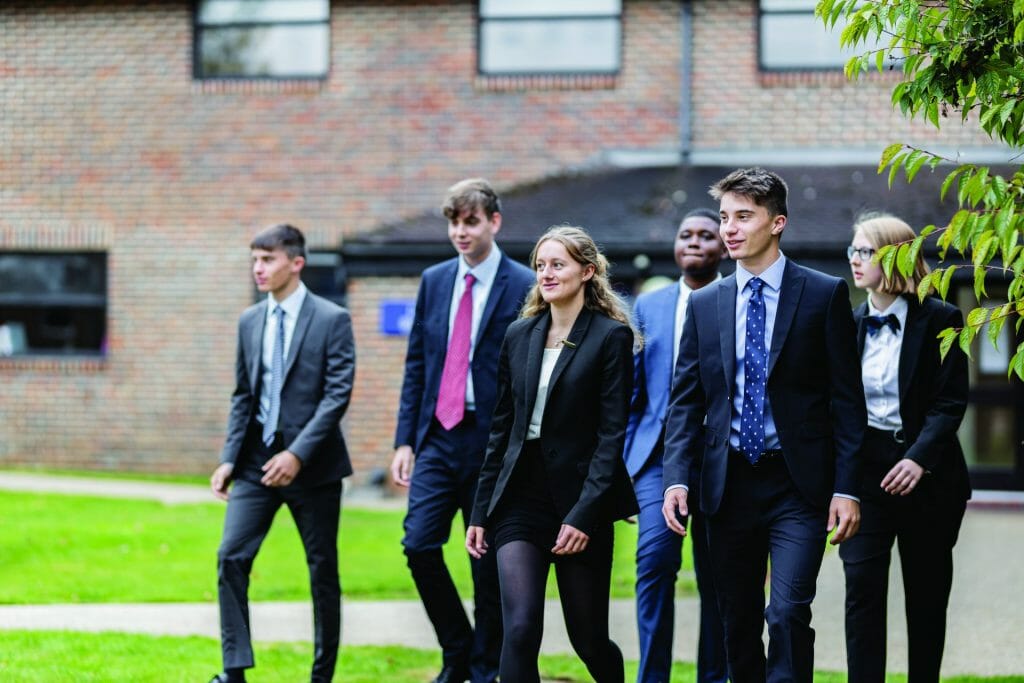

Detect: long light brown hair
[520,227,638,344]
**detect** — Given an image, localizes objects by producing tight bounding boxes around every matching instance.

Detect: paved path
[1,473,1022,675]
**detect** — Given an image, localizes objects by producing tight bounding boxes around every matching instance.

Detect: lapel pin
[562,340,577,349]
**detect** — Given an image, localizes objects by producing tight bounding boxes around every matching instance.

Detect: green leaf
[973,264,988,301]
[917,269,936,302]
[941,166,969,201]
[938,265,957,300]
[958,325,976,358]
[880,243,899,277]
[878,143,905,174]
[926,100,940,128]
[938,327,958,361]
[966,306,990,329]
[888,151,906,188]
[988,304,1011,348]
[905,151,929,183]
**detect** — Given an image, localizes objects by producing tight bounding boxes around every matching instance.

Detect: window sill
[758,68,904,88]
[191,78,326,95]
[0,355,107,373]
[475,73,618,92]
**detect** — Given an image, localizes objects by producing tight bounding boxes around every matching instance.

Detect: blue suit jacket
[663,259,866,514]
[623,282,679,478]
[394,251,534,454]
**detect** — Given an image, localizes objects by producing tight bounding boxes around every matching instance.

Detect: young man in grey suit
[210,224,356,683]
[391,178,534,683]
[662,168,865,683]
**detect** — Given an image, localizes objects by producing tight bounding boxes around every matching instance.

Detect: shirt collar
[677,271,722,297]
[457,244,502,286]
[867,293,908,327]
[267,281,307,320]
[735,251,787,293]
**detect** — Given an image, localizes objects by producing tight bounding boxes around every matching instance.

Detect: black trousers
[840,427,966,683]
[218,435,342,682]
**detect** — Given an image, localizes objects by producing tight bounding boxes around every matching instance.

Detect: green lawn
[2,631,1016,683]
[0,491,696,603]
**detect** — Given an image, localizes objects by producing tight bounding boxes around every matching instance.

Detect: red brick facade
[0,1,1001,480]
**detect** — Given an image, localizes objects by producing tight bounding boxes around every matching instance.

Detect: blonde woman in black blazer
[467,226,639,683]
[843,214,971,683]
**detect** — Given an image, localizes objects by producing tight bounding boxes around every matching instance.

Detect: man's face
[674,215,726,277]
[718,192,785,268]
[252,248,302,297]
[448,207,500,267]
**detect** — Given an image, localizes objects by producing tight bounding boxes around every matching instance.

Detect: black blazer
[663,259,866,514]
[220,291,356,486]
[471,307,639,535]
[394,252,534,454]
[854,295,971,502]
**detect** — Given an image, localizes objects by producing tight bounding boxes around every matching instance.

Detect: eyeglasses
[846,246,876,261]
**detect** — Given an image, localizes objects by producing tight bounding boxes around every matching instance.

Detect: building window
[195,0,330,79]
[478,0,622,76]
[0,252,107,357]
[759,0,888,71]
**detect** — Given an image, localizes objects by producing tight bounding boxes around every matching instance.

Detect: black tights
[495,538,624,683]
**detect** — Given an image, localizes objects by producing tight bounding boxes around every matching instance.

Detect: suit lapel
[431,261,459,350]
[248,306,266,391]
[283,294,314,379]
[476,256,510,345]
[898,298,926,400]
[854,302,869,356]
[718,277,737,394]
[767,261,805,376]
[656,284,679,382]
[547,307,593,400]
[523,313,549,420]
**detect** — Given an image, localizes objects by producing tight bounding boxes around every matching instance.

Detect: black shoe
[209,673,245,683]
[431,664,470,683]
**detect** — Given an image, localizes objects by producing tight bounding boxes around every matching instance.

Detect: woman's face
[535,239,594,306]
[849,229,883,291]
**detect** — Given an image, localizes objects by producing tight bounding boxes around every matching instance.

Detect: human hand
[390,446,415,488]
[881,458,924,496]
[661,487,689,537]
[210,463,234,501]
[466,525,488,559]
[827,496,861,545]
[552,524,590,555]
[260,450,302,487]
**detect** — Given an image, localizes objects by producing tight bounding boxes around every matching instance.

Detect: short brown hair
[441,178,501,221]
[709,167,788,218]
[853,213,930,295]
[250,223,307,260]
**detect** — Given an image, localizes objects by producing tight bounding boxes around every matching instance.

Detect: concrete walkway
[1,472,1022,676]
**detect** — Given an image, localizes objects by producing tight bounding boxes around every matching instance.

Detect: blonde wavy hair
[853,212,930,295]
[520,226,639,343]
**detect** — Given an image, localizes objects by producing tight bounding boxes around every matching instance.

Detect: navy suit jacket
[663,259,866,514]
[220,291,356,486]
[623,282,679,477]
[471,308,639,534]
[854,295,971,502]
[394,251,534,454]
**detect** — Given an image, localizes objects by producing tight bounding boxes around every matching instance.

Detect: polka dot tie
[740,278,767,464]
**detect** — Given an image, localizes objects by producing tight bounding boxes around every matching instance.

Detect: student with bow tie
[844,213,971,683]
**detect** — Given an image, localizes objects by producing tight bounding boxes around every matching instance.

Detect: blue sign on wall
[380,300,416,336]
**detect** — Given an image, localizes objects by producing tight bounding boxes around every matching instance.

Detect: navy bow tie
[865,313,900,336]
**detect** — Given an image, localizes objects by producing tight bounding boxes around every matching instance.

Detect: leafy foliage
[817,0,1024,379]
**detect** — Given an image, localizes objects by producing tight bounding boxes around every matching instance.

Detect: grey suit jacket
[220,290,356,486]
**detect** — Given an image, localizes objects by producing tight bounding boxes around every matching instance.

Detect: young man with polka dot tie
[661,168,866,683]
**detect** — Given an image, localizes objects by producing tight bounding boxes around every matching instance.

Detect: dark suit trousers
[402,414,502,683]
[218,435,342,682]
[634,449,727,683]
[840,428,966,683]
[706,451,827,683]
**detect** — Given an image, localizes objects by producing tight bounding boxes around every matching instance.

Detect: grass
[2,631,1018,683]
[0,491,696,604]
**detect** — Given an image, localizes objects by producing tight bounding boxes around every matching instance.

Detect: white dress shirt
[449,245,504,412]
[862,295,907,431]
[674,273,722,366]
[527,347,561,440]
[258,282,307,427]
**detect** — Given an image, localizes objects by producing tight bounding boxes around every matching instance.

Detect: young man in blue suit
[625,208,729,683]
[210,224,356,683]
[662,168,866,683]
[391,178,534,683]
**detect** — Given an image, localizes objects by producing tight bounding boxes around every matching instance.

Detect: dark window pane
[200,25,328,78]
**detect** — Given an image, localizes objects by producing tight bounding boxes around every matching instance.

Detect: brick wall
[0,0,681,479]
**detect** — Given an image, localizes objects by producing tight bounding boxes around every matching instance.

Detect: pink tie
[435,273,476,430]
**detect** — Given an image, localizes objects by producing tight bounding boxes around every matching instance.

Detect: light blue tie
[740,278,767,464]
[263,305,285,446]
